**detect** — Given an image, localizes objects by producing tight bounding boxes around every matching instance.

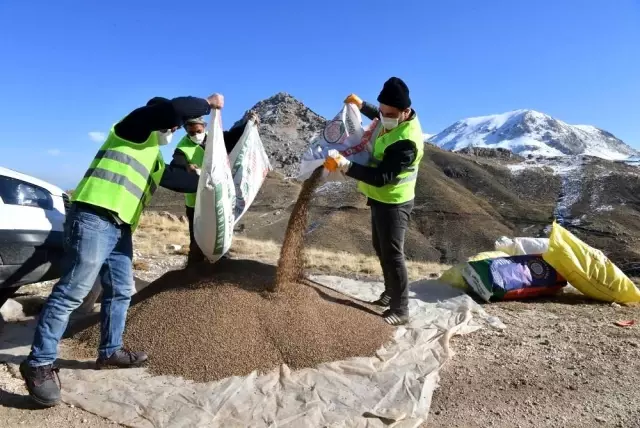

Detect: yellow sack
[542,222,640,303]
[440,251,510,290]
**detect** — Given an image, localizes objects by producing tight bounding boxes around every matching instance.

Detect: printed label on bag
[323,120,346,144]
[463,264,493,302]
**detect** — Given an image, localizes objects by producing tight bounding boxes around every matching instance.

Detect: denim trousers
[371,199,414,315]
[27,204,134,366]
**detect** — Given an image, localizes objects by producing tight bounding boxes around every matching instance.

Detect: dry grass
[134,212,190,256]
[136,212,448,279]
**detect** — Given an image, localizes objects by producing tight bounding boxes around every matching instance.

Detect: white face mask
[380,114,400,131]
[189,133,206,145]
[157,130,173,146]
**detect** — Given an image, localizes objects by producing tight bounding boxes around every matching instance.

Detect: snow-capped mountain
[430,109,637,160]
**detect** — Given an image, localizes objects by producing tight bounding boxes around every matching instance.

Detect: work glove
[344,93,363,110]
[323,149,351,174]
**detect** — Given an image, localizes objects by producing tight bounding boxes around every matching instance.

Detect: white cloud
[88,131,107,143]
[47,149,61,156]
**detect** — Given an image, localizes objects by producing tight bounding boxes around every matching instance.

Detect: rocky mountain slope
[430,109,637,160]
[149,94,640,269]
[232,92,326,176]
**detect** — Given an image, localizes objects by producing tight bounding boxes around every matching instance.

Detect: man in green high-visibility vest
[19,93,224,408]
[323,77,424,326]
[170,111,260,266]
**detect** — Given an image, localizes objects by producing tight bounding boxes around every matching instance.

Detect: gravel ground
[429,290,640,428]
[0,341,120,427]
[3,261,640,427]
[0,257,186,428]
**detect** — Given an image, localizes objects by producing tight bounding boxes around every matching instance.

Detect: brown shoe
[96,348,148,369]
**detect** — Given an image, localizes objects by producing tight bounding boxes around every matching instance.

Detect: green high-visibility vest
[72,127,165,231]
[357,115,424,204]
[175,136,205,208]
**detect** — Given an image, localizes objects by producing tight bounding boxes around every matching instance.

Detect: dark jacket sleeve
[360,101,380,121]
[159,164,199,193]
[114,97,211,144]
[169,148,190,168]
[346,140,417,187]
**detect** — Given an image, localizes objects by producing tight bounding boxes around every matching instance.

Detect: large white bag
[194,109,236,262]
[298,103,379,181]
[495,236,550,256]
[228,119,271,223]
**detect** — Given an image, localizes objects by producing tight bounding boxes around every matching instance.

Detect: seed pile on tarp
[70,260,392,382]
[70,168,393,382]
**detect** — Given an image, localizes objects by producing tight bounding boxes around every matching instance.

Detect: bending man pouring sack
[20,93,224,407]
[324,77,424,326]
[170,111,260,267]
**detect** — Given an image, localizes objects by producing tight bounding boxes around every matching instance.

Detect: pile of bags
[194,109,271,262]
[440,223,640,304]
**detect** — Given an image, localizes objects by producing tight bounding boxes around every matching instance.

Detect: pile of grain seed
[273,167,324,292]
[70,166,394,382]
[70,259,392,382]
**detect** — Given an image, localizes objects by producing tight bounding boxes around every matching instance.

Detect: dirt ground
[0,332,120,427]
[3,283,639,427]
[430,291,640,428]
[2,247,640,426]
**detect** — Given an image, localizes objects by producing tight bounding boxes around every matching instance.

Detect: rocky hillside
[150,94,640,269]
[430,109,637,160]
[233,92,326,176]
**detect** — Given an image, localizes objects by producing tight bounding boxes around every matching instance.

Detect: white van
[0,166,68,307]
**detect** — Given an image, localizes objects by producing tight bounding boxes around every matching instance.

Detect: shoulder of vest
[177,137,200,149]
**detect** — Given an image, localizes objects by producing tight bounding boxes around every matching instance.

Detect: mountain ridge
[429,109,636,160]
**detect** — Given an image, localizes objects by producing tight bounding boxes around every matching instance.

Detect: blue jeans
[27,205,134,366]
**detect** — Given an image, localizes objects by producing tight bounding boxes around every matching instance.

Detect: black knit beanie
[377,77,411,110]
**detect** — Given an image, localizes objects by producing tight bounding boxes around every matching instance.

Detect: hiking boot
[96,348,148,369]
[382,309,409,326]
[19,360,61,407]
[371,293,391,307]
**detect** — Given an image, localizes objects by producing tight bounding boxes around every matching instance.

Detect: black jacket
[345,102,419,204]
[114,96,212,194]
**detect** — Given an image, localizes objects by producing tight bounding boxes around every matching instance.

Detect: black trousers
[371,199,414,315]
[185,206,205,264]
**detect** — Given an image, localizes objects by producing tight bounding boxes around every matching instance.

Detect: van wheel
[0,287,19,310]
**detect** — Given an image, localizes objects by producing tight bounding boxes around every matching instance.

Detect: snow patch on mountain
[431,109,636,161]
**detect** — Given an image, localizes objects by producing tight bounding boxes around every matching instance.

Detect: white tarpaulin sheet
[0,277,502,427]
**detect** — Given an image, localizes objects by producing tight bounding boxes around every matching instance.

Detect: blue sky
[0,0,638,189]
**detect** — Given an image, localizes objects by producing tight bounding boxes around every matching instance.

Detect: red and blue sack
[461,254,567,302]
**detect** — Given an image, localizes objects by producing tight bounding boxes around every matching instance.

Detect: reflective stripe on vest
[71,127,165,230]
[357,114,425,204]
[176,136,205,208]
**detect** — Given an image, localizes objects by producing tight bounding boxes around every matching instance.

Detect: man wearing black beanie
[323,77,424,326]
